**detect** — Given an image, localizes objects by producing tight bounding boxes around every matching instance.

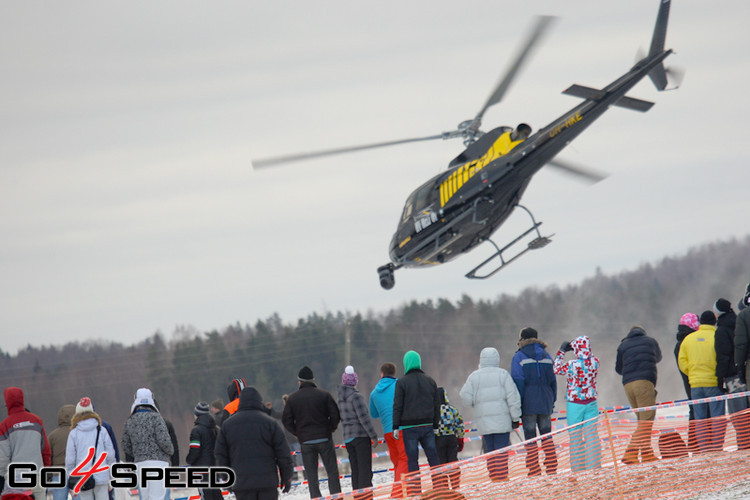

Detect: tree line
[1,236,749,460]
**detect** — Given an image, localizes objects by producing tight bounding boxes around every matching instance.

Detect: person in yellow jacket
[678,310,726,453]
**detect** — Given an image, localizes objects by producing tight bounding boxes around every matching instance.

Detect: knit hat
[76,397,94,415]
[298,366,315,382]
[714,298,732,316]
[194,401,210,416]
[131,387,158,413]
[679,312,700,331]
[342,365,358,387]
[519,327,538,340]
[699,310,717,326]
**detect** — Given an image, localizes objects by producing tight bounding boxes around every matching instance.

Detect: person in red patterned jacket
[0,387,52,500]
[553,336,601,472]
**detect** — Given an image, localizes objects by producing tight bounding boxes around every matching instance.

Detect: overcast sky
[2,1,749,354]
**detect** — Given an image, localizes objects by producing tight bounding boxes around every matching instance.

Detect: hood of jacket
[57,404,76,427]
[4,387,24,414]
[373,376,397,395]
[195,413,216,429]
[438,387,450,405]
[625,326,647,340]
[718,310,737,329]
[227,378,247,401]
[519,339,548,359]
[237,386,265,412]
[72,412,102,429]
[572,336,592,358]
[404,350,422,373]
[338,384,358,402]
[676,324,695,343]
[479,347,500,368]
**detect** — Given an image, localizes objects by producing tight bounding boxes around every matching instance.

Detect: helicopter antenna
[465,15,556,143]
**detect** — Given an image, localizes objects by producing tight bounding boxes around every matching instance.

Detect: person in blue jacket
[511,327,558,476]
[369,362,408,496]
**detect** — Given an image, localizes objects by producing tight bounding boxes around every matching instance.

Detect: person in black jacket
[714,298,738,392]
[186,402,222,500]
[282,366,341,499]
[615,326,662,464]
[392,350,440,496]
[215,387,293,500]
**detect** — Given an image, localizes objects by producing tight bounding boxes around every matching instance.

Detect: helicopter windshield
[401,181,435,223]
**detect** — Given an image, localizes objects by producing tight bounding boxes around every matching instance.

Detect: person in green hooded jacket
[392,350,441,494]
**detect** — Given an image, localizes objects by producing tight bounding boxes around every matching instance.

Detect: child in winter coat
[553,336,602,472]
[434,388,464,489]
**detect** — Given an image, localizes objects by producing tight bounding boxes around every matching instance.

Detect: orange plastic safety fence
[320,395,750,499]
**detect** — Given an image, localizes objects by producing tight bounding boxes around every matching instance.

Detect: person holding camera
[553,336,601,472]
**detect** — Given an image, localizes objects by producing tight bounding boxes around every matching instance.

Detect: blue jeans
[482,433,510,481]
[402,426,440,496]
[691,386,727,452]
[402,425,440,472]
[521,415,557,475]
[50,487,69,500]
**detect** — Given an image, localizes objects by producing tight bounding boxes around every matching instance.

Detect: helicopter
[254,0,679,290]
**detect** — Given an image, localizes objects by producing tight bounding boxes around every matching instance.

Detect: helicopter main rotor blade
[469,15,556,132]
[547,158,608,183]
[253,133,449,168]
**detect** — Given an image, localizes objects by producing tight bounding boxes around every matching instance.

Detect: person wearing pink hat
[674,312,700,451]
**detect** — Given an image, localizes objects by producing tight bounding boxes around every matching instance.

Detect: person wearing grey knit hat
[194,401,210,416]
[186,402,222,500]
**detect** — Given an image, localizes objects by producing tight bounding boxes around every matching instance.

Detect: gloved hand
[512,421,520,429]
[457,437,464,452]
[560,341,573,353]
[393,429,399,440]
[372,438,380,449]
[281,478,291,493]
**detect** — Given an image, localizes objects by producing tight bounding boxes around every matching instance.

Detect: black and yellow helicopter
[254,0,679,290]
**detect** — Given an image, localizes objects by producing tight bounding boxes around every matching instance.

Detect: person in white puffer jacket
[460,347,521,482]
[66,397,116,500]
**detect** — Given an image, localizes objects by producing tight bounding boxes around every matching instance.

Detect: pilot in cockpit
[510,123,532,141]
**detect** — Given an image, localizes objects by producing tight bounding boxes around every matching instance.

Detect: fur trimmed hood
[518,338,548,349]
[71,411,102,428]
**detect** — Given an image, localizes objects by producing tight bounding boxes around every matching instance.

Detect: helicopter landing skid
[465,205,552,280]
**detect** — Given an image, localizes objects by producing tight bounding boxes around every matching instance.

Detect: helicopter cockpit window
[401,182,434,224]
[401,195,414,223]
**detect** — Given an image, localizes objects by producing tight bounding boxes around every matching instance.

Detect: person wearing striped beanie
[186,401,221,500]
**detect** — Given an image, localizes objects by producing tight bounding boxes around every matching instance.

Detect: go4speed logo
[8,447,234,491]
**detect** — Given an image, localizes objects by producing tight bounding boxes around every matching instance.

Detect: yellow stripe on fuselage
[439,131,525,207]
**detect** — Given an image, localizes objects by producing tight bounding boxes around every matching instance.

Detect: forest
[1,236,749,461]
